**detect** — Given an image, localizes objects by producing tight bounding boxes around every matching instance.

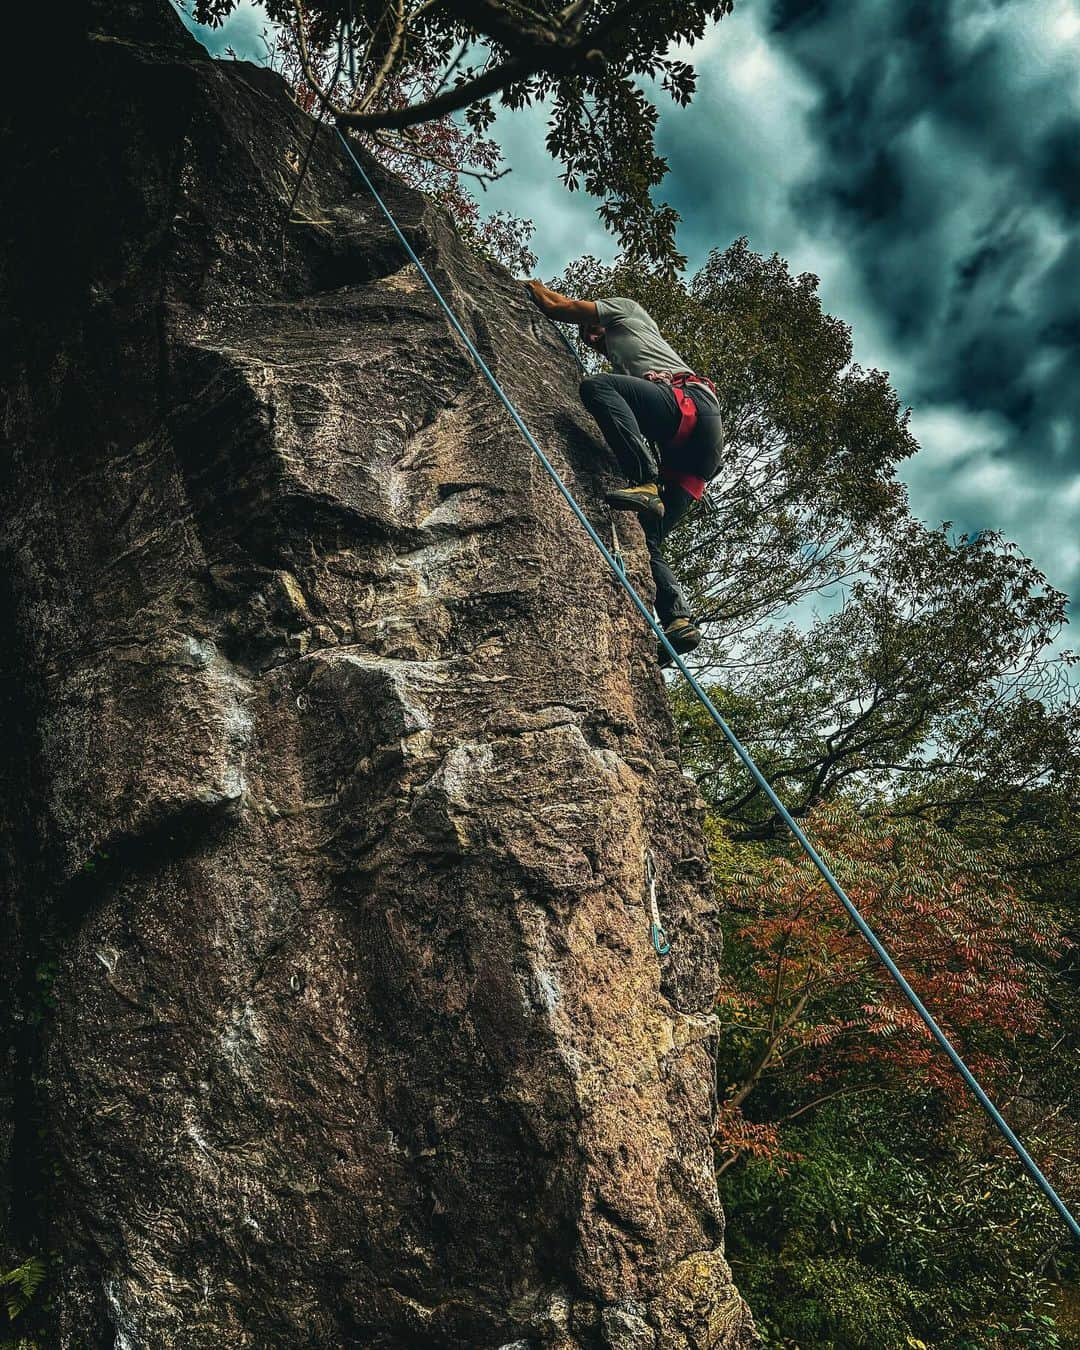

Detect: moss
[651,1250,758,1348]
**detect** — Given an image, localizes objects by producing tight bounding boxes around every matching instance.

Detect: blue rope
[335,128,1080,1245]
[544,311,588,372]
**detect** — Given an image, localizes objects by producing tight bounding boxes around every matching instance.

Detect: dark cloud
[755,0,1078,464]
[1037,117,1080,213]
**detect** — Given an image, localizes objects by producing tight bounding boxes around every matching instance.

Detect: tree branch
[354,0,408,114]
[337,53,535,130]
[334,0,646,133]
[780,1084,884,1124]
[725,984,813,1114]
[294,0,346,116]
[439,0,583,50]
[370,129,510,184]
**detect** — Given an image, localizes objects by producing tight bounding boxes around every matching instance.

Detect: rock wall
[0,4,757,1346]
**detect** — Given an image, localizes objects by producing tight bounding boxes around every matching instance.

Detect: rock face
[0,4,757,1346]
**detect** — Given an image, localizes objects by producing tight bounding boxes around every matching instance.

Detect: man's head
[578,321,606,351]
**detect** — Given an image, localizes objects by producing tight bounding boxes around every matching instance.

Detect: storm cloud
[759,0,1080,541]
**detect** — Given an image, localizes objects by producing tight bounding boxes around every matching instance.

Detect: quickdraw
[611,521,626,576]
[645,850,670,957]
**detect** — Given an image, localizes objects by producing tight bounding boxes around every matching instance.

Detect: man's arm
[525,280,598,324]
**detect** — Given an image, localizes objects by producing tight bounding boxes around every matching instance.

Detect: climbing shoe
[606,482,664,519]
[658,617,702,666]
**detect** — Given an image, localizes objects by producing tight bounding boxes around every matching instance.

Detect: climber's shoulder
[594,297,650,328]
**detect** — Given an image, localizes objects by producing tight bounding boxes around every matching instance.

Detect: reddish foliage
[714,1104,800,1176]
[712,804,1067,1168]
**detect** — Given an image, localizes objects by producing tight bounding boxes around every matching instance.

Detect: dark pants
[580,373,722,627]
[643,483,696,625]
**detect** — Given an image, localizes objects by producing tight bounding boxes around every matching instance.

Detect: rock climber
[525,281,724,664]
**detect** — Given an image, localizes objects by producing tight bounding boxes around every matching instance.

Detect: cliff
[0,4,757,1346]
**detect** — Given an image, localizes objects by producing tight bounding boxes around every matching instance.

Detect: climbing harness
[668,380,696,449]
[644,370,719,451]
[335,128,1080,1244]
[645,852,670,956]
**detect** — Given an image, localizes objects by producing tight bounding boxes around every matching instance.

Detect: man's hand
[524,280,598,325]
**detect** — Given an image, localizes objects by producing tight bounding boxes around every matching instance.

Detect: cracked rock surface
[0,3,757,1346]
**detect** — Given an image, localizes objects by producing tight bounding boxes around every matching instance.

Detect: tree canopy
[676,518,1077,837]
[186,0,736,269]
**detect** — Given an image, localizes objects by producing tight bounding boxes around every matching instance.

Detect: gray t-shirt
[594,297,693,379]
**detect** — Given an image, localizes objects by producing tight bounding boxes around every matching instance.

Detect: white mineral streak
[182,635,253,802]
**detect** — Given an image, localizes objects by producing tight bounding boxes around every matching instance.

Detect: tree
[183,0,738,270]
[675,518,1079,842]
[723,1095,1072,1350]
[711,805,1068,1153]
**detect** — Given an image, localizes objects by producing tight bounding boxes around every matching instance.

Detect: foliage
[183,0,738,269]
[711,805,1067,1144]
[0,1260,45,1325]
[556,241,917,643]
[709,809,1077,1347]
[725,1098,1070,1350]
[457,209,538,277]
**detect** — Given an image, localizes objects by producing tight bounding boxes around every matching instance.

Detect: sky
[179,0,1080,619]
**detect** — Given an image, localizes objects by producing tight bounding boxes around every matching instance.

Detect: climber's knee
[579,374,605,407]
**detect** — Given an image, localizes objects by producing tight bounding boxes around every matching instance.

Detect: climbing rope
[334,127,1080,1244]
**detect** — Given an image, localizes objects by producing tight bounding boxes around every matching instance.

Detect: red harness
[644,370,719,448]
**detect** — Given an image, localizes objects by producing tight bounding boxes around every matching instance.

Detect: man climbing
[525,281,724,664]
